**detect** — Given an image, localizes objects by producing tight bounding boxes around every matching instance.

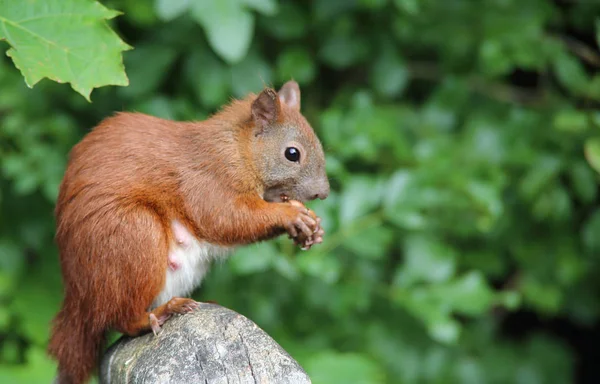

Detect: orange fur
[48,83,328,383]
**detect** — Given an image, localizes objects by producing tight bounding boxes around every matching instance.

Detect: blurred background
[1,0,600,383]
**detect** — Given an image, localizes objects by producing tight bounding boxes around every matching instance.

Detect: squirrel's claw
[149,313,161,336]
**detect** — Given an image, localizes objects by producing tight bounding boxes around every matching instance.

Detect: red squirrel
[48,81,329,384]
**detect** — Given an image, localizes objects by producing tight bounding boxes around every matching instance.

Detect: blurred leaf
[319,19,369,68]
[0,237,24,275]
[553,109,589,133]
[12,274,61,346]
[261,3,307,39]
[272,255,300,281]
[133,96,176,120]
[584,137,600,174]
[1,337,19,363]
[360,0,388,9]
[394,235,457,287]
[444,271,495,316]
[394,0,419,14]
[0,0,131,100]
[0,306,9,330]
[313,0,360,22]
[429,319,460,344]
[370,47,408,97]
[276,47,316,84]
[191,0,255,64]
[553,51,589,94]
[230,50,273,97]
[242,0,278,15]
[520,155,562,200]
[383,171,428,230]
[582,209,600,253]
[186,49,230,108]
[570,161,597,203]
[305,351,386,384]
[297,250,341,284]
[120,45,177,98]
[154,0,191,21]
[343,223,393,260]
[339,176,383,223]
[229,243,277,275]
[0,346,56,384]
[522,275,563,314]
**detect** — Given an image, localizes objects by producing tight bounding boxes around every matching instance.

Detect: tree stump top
[100,303,311,384]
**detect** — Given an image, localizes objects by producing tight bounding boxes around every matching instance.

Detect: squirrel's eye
[285,147,300,162]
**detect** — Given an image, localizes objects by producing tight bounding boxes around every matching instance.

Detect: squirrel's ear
[252,88,281,129]
[278,81,301,111]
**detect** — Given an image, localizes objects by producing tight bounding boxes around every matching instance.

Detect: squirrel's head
[249,81,329,203]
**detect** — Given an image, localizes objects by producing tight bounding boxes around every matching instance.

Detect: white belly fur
[152,220,231,308]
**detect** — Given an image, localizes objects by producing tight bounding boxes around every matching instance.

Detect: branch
[553,34,600,68]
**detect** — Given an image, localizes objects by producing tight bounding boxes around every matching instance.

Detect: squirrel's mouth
[264,193,288,203]
[263,186,291,203]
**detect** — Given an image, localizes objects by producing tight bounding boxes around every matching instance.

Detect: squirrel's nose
[312,178,330,200]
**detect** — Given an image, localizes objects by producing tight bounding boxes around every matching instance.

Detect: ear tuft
[278,81,301,110]
[252,88,280,130]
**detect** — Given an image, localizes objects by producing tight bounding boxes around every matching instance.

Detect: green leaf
[262,3,307,40]
[229,243,277,275]
[370,46,408,97]
[570,161,597,203]
[0,237,24,275]
[319,19,369,68]
[394,0,419,14]
[582,209,600,253]
[12,276,61,346]
[339,175,382,223]
[520,156,562,200]
[297,250,341,284]
[272,255,300,281]
[132,95,177,120]
[444,271,495,316]
[120,44,178,98]
[276,46,316,84]
[360,0,388,9]
[191,0,255,64]
[305,351,386,384]
[186,48,230,108]
[383,171,428,230]
[241,0,278,16]
[394,234,457,287]
[429,319,460,344]
[343,224,393,260]
[553,110,589,133]
[553,51,589,94]
[154,0,191,21]
[521,276,563,314]
[0,0,131,101]
[0,305,9,330]
[584,137,600,174]
[230,50,272,97]
[0,346,56,383]
[479,39,512,76]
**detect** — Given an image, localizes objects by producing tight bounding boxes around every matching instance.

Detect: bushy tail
[48,305,105,384]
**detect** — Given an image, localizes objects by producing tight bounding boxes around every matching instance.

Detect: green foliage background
[2,0,600,383]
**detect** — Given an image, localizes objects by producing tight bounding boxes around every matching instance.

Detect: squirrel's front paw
[284,200,317,238]
[297,217,325,250]
[285,200,323,250]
